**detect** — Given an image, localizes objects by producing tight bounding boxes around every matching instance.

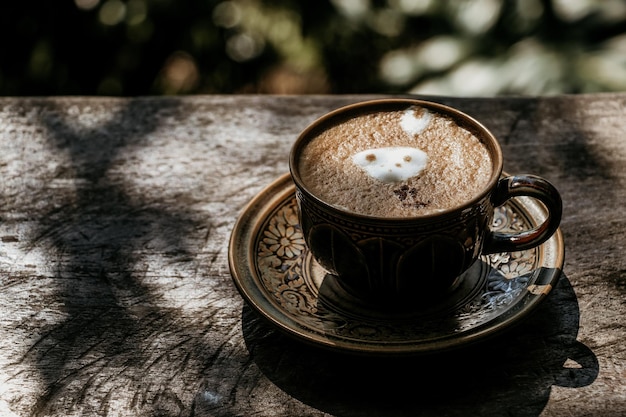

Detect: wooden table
[0,94,624,417]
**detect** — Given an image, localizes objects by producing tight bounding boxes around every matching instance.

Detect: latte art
[352,147,428,183]
[400,106,431,135]
[298,105,493,217]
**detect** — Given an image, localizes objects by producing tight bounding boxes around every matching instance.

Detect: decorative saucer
[228,173,564,355]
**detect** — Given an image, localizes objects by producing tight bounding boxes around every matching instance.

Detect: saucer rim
[228,173,565,356]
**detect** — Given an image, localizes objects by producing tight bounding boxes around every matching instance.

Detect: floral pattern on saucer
[254,197,541,342]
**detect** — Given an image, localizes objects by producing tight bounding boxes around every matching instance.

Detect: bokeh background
[2,0,626,97]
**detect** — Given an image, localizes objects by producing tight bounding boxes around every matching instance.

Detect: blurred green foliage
[1,0,626,96]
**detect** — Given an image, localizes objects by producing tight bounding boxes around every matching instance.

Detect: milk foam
[352,147,428,183]
[400,107,431,135]
[298,105,493,217]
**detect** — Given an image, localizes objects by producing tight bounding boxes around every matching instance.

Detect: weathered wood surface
[0,94,624,417]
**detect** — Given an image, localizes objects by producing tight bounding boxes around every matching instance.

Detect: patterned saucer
[228,173,564,355]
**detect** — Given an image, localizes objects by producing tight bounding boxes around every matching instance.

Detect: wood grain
[0,94,624,416]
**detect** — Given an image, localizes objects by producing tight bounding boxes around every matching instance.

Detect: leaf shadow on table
[14,98,212,417]
[243,273,598,417]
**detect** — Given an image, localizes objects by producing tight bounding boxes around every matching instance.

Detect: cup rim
[289,98,504,221]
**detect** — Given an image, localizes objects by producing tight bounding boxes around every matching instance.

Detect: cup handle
[483,175,562,254]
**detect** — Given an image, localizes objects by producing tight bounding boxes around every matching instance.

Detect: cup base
[316,260,488,321]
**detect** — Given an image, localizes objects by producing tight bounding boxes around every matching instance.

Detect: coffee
[290,99,562,304]
[297,105,493,217]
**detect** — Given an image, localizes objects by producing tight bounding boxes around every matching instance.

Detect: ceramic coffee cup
[289,99,562,307]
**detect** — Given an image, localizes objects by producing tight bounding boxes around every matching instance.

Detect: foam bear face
[352,147,428,183]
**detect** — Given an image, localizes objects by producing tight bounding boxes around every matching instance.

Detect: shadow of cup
[242,273,597,417]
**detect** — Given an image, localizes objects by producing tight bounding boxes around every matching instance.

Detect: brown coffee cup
[289,99,562,308]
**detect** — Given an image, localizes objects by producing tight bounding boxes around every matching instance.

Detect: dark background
[2,0,626,97]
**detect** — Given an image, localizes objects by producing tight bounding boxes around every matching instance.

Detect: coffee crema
[298,106,494,217]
